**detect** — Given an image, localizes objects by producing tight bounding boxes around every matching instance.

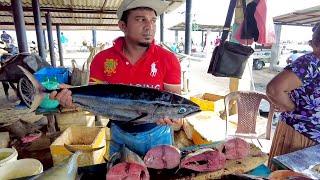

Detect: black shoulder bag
[207,0,254,79]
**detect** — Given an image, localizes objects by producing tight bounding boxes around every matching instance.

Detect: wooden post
[270,24,282,71]
[11,0,28,53]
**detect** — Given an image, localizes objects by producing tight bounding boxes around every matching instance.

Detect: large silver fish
[29,145,103,180]
[18,66,200,124]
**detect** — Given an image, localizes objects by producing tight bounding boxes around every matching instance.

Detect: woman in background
[266,23,320,169]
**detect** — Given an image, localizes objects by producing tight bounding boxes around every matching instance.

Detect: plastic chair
[224,91,275,145]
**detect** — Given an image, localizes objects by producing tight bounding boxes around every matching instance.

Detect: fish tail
[17,65,45,112]
[64,143,105,153]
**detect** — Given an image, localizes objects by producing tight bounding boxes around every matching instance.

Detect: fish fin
[64,144,105,153]
[17,65,45,112]
[124,112,148,124]
[174,164,182,174]
[107,151,121,172]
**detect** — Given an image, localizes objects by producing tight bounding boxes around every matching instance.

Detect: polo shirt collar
[113,37,156,55]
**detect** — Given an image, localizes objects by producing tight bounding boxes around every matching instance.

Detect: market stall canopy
[273,5,320,27]
[0,0,185,30]
[169,22,224,32]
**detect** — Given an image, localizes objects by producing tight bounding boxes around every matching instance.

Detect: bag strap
[221,0,247,43]
[221,0,237,42]
[241,0,248,44]
[71,59,78,69]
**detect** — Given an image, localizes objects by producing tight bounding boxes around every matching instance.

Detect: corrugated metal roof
[169,22,223,32]
[273,5,320,27]
[0,0,185,30]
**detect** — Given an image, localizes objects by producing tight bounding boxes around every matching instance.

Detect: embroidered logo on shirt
[150,62,157,77]
[104,59,118,76]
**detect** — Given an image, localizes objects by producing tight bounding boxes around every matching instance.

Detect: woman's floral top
[281,53,320,143]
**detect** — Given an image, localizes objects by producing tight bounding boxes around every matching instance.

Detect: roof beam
[0,14,117,20]
[273,22,315,27]
[0,21,119,27]
[100,0,109,24]
[0,6,117,14]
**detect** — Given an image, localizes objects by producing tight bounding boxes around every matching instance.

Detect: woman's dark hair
[312,23,320,47]
[312,22,320,32]
[120,7,157,24]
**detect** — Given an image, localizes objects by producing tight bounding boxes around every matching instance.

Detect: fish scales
[18,66,201,124]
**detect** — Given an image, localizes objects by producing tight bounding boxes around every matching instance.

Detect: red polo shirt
[89,37,181,90]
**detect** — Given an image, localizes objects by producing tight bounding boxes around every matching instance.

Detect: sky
[162,0,320,43]
[5,0,320,46]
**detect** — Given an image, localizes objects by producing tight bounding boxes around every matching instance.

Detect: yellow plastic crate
[50,126,106,167]
[190,93,224,111]
[192,130,211,145]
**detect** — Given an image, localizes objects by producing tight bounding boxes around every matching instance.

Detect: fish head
[154,100,201,120]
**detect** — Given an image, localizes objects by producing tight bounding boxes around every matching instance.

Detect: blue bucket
[34,67,69,84]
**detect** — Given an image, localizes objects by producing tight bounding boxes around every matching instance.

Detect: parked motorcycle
[0,41,18,100]
[0,41,50,101]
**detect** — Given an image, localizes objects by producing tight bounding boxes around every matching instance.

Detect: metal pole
[11,0,28,53]
[92,29,97,47]
[185,0,192,55]
[45,12,56,67]
[43,29,47,50]
[32,0,46,60]
[160,14,164,43]
[201,31,204,47]
[175,30,178,44]
[92,28,100,123]
[56,25,64,66]
[270,24,282,71]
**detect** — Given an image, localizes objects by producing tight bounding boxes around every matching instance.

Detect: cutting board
[273,144,320,179]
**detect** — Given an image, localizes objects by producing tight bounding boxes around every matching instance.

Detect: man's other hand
[156,118,183,130]
[49,84,75,108]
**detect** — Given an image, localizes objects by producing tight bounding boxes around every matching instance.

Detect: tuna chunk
[180,148,226,172]
[106,146,150,180]
[144,145,181,169]
[222,138,250,160]
[106,162,150,180]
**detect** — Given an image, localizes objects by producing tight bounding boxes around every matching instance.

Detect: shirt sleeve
[89,52,105,84]
[284,54,313,84]
[164,53,181,85]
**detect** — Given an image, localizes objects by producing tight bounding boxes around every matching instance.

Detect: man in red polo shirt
[51,0,182,156]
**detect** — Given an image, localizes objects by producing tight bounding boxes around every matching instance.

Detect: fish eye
[178,107,187,114]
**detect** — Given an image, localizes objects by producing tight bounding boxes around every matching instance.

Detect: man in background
[1,31,12,44]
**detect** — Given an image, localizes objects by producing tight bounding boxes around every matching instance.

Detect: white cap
[117,0,169,19]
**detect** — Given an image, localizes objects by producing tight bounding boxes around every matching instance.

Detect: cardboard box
[50,126,106,167]
[0,132,9,148]
[55,111,95,131]
[186,111,227,145]
[190,93,224,112]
